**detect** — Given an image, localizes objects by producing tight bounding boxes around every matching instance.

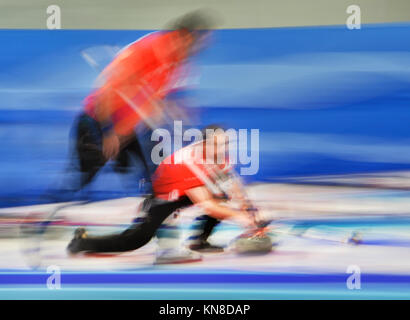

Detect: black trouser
[199,215,221,241]
[69,113,153,193]
[77,196,193,253]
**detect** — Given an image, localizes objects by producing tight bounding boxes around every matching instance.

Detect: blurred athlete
[60,10,216,197]
[67,127,257,262]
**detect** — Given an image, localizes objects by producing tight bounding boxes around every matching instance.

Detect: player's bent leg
[75,114,107,189]
[41,113,105,203]
[188,215,224,253]
[67,225,151,254]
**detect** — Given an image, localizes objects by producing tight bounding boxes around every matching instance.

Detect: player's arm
[185,185,255,228]
[229,175,254,209]
[215,166,254,210]
[94,88,121,160]
[95,72,142,159]
[229,174,270,227]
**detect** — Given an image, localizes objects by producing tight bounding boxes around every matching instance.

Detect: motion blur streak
[1,21,410,299]
[1,24,410,204]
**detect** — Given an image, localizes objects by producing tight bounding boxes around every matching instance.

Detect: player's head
[167,9,221,56]
[201,124,228,164]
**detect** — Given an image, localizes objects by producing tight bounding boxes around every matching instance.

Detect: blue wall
[1,23,410,207]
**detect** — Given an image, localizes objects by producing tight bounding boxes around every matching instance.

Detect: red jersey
[84,30,191,136]
[152,143,232,201]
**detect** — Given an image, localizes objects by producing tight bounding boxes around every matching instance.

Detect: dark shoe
[189,241,224,253]
[67,227,88,255]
